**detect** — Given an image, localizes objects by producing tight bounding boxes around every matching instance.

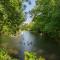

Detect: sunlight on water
[20,31,35,51]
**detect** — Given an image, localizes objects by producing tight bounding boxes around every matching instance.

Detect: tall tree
[31,0,60,41]
[0,0,24,34]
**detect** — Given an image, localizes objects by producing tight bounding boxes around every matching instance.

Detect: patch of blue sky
[23,0,36,12]
[23,0,36,23]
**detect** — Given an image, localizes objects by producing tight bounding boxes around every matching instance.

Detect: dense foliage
[0,0,60,60]
[31,0,60,42]
[0,1,24,59]
[0,48,18,60]
[0,0,24,34]
[24,51,45,60]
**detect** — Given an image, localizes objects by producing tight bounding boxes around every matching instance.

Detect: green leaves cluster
[31,0,60,41]
[0,48,18,60]
[0,0,24,34]
[24,51,45,60]
[0,48,10,60]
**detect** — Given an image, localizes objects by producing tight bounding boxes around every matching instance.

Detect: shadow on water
[19,31,60,60]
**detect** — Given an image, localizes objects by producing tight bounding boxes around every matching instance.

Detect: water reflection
[19,31,36,60]
[19,31,60,60]
[20,31,36,51]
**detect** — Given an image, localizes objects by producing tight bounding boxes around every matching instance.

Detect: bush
[24,51,45,60]
[0,48,18,60]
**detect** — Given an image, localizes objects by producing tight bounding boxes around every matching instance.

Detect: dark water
[19,31,60,60]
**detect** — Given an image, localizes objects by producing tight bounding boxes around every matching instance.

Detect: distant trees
[0,0,24,35]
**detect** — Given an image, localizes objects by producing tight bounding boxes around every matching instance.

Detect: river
[19,0,60,60]
[19,0,36,59]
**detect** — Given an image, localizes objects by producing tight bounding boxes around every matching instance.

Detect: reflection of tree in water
[20,31,35,51]
[21,0,60,60]
[34,34,60,60]
[20,32,60,60]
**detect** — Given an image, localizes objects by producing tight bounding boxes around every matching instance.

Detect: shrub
[0,48,18,60]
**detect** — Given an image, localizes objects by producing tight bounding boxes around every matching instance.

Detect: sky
[22,0,36,23]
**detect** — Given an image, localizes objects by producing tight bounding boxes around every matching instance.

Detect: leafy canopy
[0,0,24,34]
[31,0,60,41]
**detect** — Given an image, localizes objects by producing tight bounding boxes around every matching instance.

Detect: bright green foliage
[24,51,45,60]
[39,56,45,60]
[0,48,11,60]
[0,0,24,34]
[31,0,60,41]
[20,22,34,31]
[0,48,18,60]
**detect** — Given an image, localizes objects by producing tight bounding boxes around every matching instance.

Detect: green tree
[31,0,60,41]
[0,0,24,35]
